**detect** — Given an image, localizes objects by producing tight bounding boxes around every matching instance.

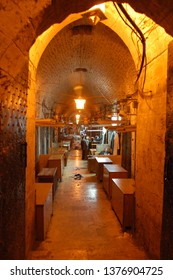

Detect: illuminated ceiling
[35,3,139,125]
[36,16,137,123]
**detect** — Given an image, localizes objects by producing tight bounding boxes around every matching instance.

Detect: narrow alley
[31,150,149,260]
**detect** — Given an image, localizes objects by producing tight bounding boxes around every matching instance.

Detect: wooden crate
[35,183,53,241]
[111,178,135,231]
[103,164,128,199]
[95,157,113,181]
[47,154,64,182]
[37,167,58,198]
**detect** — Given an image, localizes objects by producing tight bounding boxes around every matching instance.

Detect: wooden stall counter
[96,154,121,164]
[103,164,128,199]
[47,154,64,182]
[88,156,96,173]
[111,178,135,231]
[88,154,121,173]
[37,167,58,199]
[49,148,69,166]
[95,157,113,181]
[35,183,53,241]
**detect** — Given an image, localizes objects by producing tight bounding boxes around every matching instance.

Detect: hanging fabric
[113,132,119,155]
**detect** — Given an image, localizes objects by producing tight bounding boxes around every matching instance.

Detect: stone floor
[31,150,149,260]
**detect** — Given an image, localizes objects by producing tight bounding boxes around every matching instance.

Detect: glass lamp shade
[76,114,80,120]
[74,98,86,109]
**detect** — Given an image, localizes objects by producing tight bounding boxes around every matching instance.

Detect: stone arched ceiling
[34,0,173,122]
[36,19,137,121]
[1,0,173,123]
[1,1,173,79]
[1,1,173,91]
[36,1,173,38]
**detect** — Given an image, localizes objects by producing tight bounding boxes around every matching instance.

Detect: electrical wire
[112,2,146,84]
[113,2,141,41]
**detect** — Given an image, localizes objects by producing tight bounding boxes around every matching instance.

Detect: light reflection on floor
[31,149,149,260]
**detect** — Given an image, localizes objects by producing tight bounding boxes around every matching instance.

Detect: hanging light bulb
[74,97,86,109]
[75,114,80,124]
[111,113,118,121]
[76,114,80,120]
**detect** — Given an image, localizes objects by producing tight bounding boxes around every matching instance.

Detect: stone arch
[1,0,173,260]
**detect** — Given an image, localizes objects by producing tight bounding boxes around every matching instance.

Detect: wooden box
[95,157,113,181]
[111,178,135,231]
[37,167,58,198]
[88,156,96,173]
[36,154,50,174]
[49,148,68,166]
[103,164,128,199]
[48,154,64,182]
[35,183,53,240]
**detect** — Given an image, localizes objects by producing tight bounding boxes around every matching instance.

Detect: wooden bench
[35,183,53,241]
[111,178,135,231]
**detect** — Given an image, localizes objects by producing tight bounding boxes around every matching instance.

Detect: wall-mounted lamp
[82,4,107,26]
[74,98,86,109]
[89,14,101,25]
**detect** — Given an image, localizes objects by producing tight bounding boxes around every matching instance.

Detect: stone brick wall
[1,0,173,260]
[0,0,50,260]
[135,25,172,259]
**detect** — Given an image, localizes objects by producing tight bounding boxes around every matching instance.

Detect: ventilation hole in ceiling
[74,68,88,72]
[71,25,93,35]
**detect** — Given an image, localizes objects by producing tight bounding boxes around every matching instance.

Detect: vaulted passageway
[1,1,173,260]
[31,150,149,260]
